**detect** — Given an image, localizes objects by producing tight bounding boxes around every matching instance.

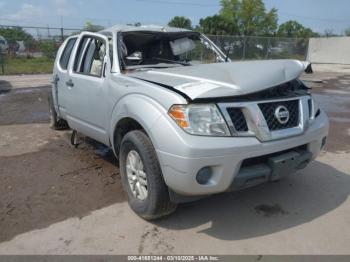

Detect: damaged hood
[129,60,306,100]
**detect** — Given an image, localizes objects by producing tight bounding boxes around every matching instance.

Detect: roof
[100,24,192,34]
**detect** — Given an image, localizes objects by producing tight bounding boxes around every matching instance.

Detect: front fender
[109,94,167,153]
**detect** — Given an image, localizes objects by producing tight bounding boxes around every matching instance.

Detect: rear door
[54,36,77,118]
[65,32,111,144]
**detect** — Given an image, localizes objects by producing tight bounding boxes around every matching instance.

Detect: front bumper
[227,146,312,191]
[152,110,329,196]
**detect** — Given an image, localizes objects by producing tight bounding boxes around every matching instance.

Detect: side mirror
[126,51,143,61]
[305,63,313,74]
[301,61,313,74]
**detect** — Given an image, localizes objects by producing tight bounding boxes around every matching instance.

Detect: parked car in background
[0,36,9,53]
[49,25,329,219]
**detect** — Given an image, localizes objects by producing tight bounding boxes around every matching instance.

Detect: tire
[119,130,177,219]
[48,92,69,130]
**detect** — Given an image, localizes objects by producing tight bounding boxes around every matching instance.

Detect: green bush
[38,40,57,59]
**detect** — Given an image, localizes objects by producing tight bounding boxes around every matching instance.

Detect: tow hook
[70,130,79,148]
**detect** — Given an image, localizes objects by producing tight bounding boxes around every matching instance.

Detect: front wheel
[119,130,177,219]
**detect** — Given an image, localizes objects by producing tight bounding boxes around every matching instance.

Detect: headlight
[168,104,230,136]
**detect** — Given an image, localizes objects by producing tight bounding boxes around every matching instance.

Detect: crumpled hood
[129,59,306,100]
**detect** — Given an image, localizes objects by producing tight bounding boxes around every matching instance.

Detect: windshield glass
[119,31,225,71]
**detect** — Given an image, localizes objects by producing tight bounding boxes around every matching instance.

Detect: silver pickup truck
[50,25,329,219]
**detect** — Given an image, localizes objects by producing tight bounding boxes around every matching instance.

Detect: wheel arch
[109,94,166,158]
[113,117,144,155]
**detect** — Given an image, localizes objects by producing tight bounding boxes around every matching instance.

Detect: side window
[73,36,106,77]
[59,38,77,70]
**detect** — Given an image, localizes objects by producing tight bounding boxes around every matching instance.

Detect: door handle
[66,79,74,87]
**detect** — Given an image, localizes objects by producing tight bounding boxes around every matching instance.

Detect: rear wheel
[119,130,177,219]
[48,92,69,130]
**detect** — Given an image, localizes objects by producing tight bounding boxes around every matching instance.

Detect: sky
[0,0,350,35]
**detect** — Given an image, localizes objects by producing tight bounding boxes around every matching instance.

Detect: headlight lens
[168,104,230,136]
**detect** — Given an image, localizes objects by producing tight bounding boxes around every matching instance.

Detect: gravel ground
[0,69,349,254]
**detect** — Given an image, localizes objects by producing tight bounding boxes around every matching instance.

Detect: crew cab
[50,25,329,219]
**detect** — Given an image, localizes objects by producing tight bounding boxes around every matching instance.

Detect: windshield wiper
[152,57,191,66]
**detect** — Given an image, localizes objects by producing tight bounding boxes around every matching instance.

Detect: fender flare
[109,94,167,154]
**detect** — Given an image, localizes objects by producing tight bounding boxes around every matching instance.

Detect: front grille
[226,108,248,132]
[259,100,300,131]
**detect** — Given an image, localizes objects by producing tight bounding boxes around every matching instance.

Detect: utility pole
[37,28,41,40]
[60,16,64,41]
[47,24,50,39]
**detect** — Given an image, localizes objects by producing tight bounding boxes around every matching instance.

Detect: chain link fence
[0,25,81,74]
[0,25,309,75]
[208,35,308,61]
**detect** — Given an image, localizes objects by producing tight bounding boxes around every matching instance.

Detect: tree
[0,27,33,43]
[197,15,233,35]
[0,27,35,54]
[277,20,319,38]
[127,22,142,26]
[345,28,350,36]
[84,22,104,32]
[220,0,278,36]
[168,16,192,30]
[323,29,339,37]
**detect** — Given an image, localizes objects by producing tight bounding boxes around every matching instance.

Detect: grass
[1,56,54,75]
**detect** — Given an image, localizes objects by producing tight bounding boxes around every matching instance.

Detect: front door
[65,32,111,145]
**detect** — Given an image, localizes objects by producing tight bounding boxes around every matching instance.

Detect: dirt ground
[0,68,349,254]
[0,81,125,243]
